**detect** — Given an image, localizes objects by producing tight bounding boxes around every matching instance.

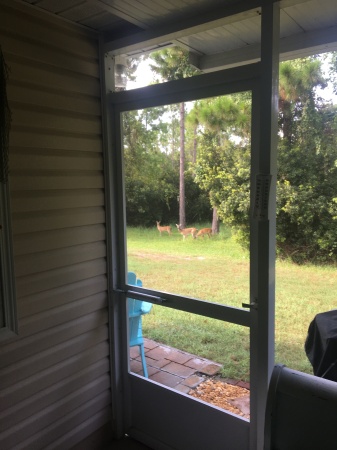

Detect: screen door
[109,64,273,450]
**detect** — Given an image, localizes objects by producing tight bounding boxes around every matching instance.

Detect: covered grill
[305,310,337,381]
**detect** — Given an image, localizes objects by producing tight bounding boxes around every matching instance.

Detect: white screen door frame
[104,4,279,449]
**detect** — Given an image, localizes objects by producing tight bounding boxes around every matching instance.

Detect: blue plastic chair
[127,272,152,377]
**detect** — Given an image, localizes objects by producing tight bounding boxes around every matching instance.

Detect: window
[0,46,17,339]
[0,183,17,338]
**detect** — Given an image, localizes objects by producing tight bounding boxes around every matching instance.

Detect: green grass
[127,225,337,381]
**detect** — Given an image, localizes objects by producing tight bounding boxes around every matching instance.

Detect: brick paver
[199,363,222,376]
[147,357,171,369]
[184,357,208,370]
[130,359,143,374]
[131,340,223,384]
[150,370,183,388]
[222,377,239,386]
[166,351,193,365]
[237,381,250,390]
[147,366,160,377]
[182,374,205,388]
[162,361,196,378]
[175,384,192,394]
[143,339,159,350]
[145,345,192,364]
[129,340,250,416]
[130,346,142,359]
[145,345,176,361]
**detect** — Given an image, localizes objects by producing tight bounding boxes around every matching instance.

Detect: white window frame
[0,46,17,339]
[0,180,17,339]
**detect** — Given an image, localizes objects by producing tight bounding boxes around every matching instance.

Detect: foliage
[327,52,337,96]
[123,106,210,226]
[192,93,252,245]
[149,47,201,227]
[276,57,337,261]
[278,58,326,143]
[149,46,200,82]
[123,107,177,226]
[124,51,337,262]
[184,172,213,223]
[192,56,337,262]
[277,101,337,262]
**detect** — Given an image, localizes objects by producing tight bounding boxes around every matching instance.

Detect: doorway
[109,63,274,450]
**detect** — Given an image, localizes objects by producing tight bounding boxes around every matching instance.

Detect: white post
[100,44,130,438]
[249,2,280,449]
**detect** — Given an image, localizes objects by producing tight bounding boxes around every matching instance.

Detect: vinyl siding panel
[1,358,110,430]
[12,207,106,234]
[10,130,103,153]
[8,84,102,117]
[14,242,106,275]
[0,1,112,449]
[0,339,110,407]
[0,33,100,79]
[13,224,106,255]
[0,3,98,59]
[10,152,103,172]
[1,377,111,449]
[18,274,107,316]
[10,173,104,191]
[11,107,102,136]
[0,326,108,390]
[11,189,105,213]
[0,307,108,367]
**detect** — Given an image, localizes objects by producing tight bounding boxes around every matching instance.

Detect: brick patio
[130,338,250,395]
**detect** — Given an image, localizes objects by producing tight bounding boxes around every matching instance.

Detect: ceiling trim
[198,24,337,72]
[87,0,149,29]
[103,0,262,55]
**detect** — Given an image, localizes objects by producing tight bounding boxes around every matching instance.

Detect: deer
[196,227,212,238]
[175,224,198,239]
[156,221,172,236]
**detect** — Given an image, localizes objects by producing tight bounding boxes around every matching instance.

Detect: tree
[275,58,337,261]
[123,107,179,226]
[150,47,200,227]
[327,52,337,96]
[193,56,337,262]
[277,99,337,261]
[279,59,326,143]
[192,93,252,237]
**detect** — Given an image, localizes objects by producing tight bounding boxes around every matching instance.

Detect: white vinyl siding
[0,1,111,449]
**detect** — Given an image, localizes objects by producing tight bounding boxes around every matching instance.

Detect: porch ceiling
[19,0,337,69]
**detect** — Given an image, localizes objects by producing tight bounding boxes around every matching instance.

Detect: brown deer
[196,227,212,238]
[175,224,198,239]
[156,221,171,236]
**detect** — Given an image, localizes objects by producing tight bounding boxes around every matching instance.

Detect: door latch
[242,300,258,310]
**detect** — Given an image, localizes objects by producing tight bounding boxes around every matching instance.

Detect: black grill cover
[305,309,337,381]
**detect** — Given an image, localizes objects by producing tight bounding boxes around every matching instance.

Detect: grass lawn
[126,224,337,381]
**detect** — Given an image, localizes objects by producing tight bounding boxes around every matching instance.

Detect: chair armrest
[141,302,153,314]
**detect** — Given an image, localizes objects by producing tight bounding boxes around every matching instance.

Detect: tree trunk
[212,206,219,234]
[179,102,186,227]
[192,126,197,164]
